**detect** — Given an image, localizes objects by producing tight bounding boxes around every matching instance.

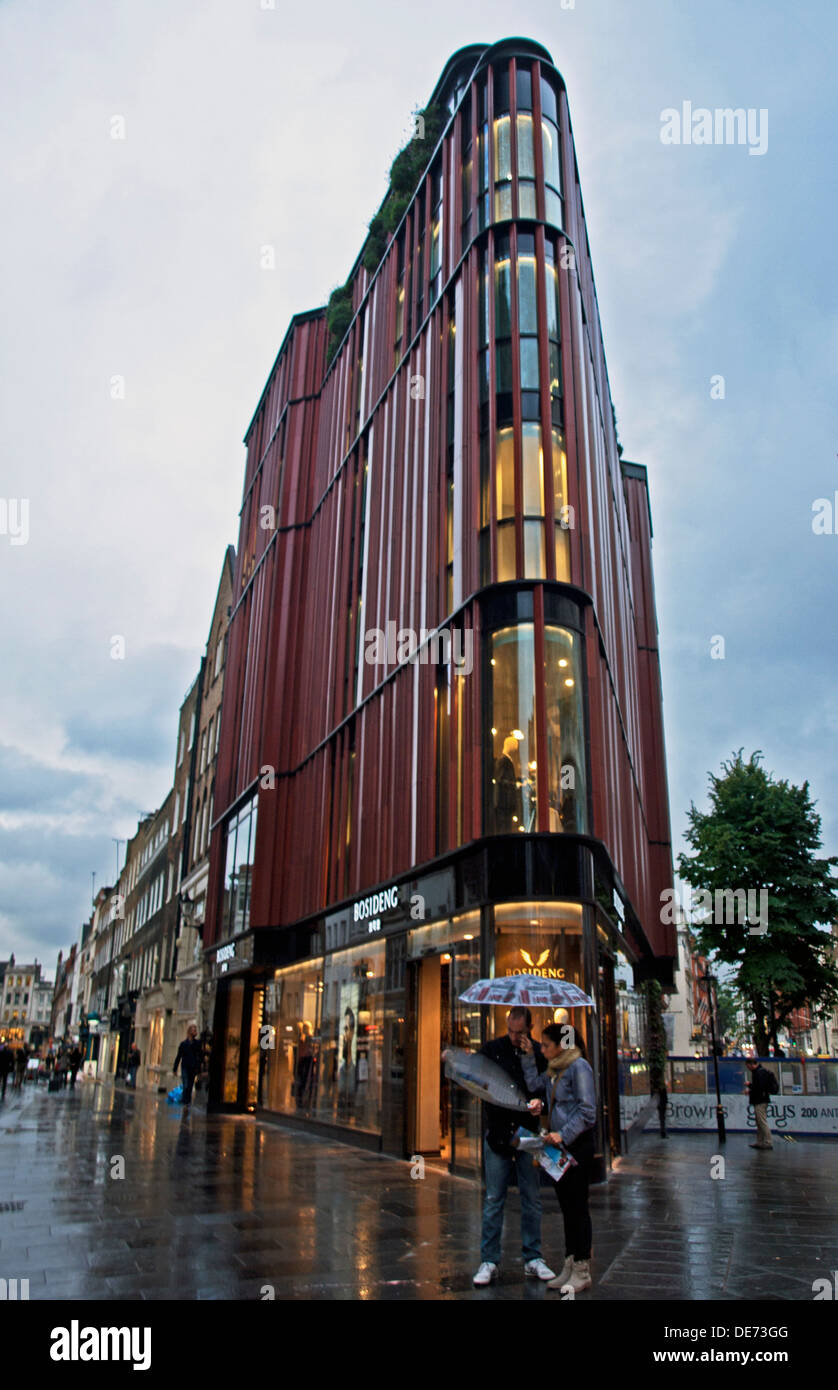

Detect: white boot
[562,1258,592,1294]
[546,1255,574,1289]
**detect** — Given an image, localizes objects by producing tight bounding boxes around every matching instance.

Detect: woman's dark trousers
[556,1130,595,1260]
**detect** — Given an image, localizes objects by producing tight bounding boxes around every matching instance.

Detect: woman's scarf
[546,1045,581,1075]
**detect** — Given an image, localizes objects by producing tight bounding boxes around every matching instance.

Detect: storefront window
[263,960,324,1115]
[487,623,537,833]
[544,625,587,832]
[223,978,244,1104]
[316,940,387,1133]
[492,901,586,1047]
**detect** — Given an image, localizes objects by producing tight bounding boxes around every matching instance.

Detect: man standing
[0,1043,13,1100]
[173,1024,204,1106]
[473,1007,555,1286]
[125,1043,141,1089]
[745,1057,776,1149]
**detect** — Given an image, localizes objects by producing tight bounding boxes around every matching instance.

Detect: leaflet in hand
[514,1126,578,1182]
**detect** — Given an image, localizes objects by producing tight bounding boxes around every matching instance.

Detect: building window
[477,78,489,232]
[544,239,564,428]
[516,64,536,219]
[485,611,587,836]
[429,161,443,304]
[220,792,258,938]
[487,622,537,833]
[394,233,405,368]
[544,626,587,832]
[541,77,563,228]
[214,637,224,679]
[445,305,456,612]
[460,92,473,253]
[552,428,571,581]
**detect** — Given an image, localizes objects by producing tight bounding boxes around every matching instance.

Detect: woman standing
[522,1022,597,1293]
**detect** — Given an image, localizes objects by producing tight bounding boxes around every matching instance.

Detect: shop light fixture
[558,658,568,667]
[464,934,474,940]
[512,728,525,739]
[564,678,574,688]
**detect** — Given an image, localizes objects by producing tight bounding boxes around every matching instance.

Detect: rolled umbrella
[458,975,594,1009]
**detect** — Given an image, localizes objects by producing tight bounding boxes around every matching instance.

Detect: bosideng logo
[50,1322,151,1372]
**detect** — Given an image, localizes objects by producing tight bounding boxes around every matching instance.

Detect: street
[2,1078,837,1301]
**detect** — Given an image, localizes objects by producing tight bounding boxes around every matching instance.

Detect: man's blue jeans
[481,1140,543,1265]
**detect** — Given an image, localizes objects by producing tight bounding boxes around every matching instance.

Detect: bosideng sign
[353,886,399,933]
[620,1094,838,1135]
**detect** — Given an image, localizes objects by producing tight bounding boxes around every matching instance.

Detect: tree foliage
[328,103,447,363]
[677,751,838,1055]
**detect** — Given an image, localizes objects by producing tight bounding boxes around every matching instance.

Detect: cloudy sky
[1,0,836,969]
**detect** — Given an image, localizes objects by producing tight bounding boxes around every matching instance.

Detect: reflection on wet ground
[1,1082,836,1299]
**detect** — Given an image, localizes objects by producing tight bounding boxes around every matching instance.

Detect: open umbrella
[458,975,594,1009]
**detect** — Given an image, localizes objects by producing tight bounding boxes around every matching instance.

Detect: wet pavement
[1,1079,837,1301]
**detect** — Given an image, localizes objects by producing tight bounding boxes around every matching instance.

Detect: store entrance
[412,954,452,1159]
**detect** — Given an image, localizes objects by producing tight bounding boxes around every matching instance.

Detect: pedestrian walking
[745,1057,777,1149]
[55,1050,69,1089]
[13,1047,27,1090]
[656,1083,668,1137]
[68,1045,82,1087]
[522,1024,597,1294]
[472,1007,556,1287]
[0,1043,13,1099]
[173,1024,204,1106]
[125,1044,141,1089]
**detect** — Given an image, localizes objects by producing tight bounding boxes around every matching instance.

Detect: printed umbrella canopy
[458,975,595,1009]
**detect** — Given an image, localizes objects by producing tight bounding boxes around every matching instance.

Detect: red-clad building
[203,39,676,1173]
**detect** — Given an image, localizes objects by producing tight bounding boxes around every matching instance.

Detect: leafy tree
[677,751,838,1056]
[714,980,743,1043]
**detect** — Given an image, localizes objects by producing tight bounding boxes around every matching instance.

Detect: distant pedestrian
[14,1047,27,1090]
[746,1058,777,1149]
[126,1045,141,1089]
[656,1083,668,1137]
[173,1025,203,1106]
[68,1045,82,1087]
[0,1044,13,1099]
[55,1051,69,1088]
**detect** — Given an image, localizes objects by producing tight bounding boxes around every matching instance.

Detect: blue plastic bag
[167,1084,183,1104]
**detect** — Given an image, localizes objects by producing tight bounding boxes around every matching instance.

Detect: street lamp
[702,971,726,1143]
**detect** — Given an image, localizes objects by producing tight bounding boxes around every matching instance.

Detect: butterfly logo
[520,949,550,969]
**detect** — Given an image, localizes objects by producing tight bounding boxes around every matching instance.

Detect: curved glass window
[517,114,536,218]
[487,623,537,833]
[552,428,571,581]
[544,240,563,427]
[541,79,563,229]
[485,619,587,836]
[544,626,587,831]
[477,77,490,232]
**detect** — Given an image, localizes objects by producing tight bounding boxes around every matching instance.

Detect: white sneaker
[524,1258,556,1281]
[473,1261,498,1286]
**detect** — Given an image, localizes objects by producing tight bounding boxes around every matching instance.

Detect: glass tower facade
[204,40,675,1176]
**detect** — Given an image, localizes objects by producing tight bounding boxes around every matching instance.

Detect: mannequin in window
[560,756,579,832]
[493,735,519,832]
